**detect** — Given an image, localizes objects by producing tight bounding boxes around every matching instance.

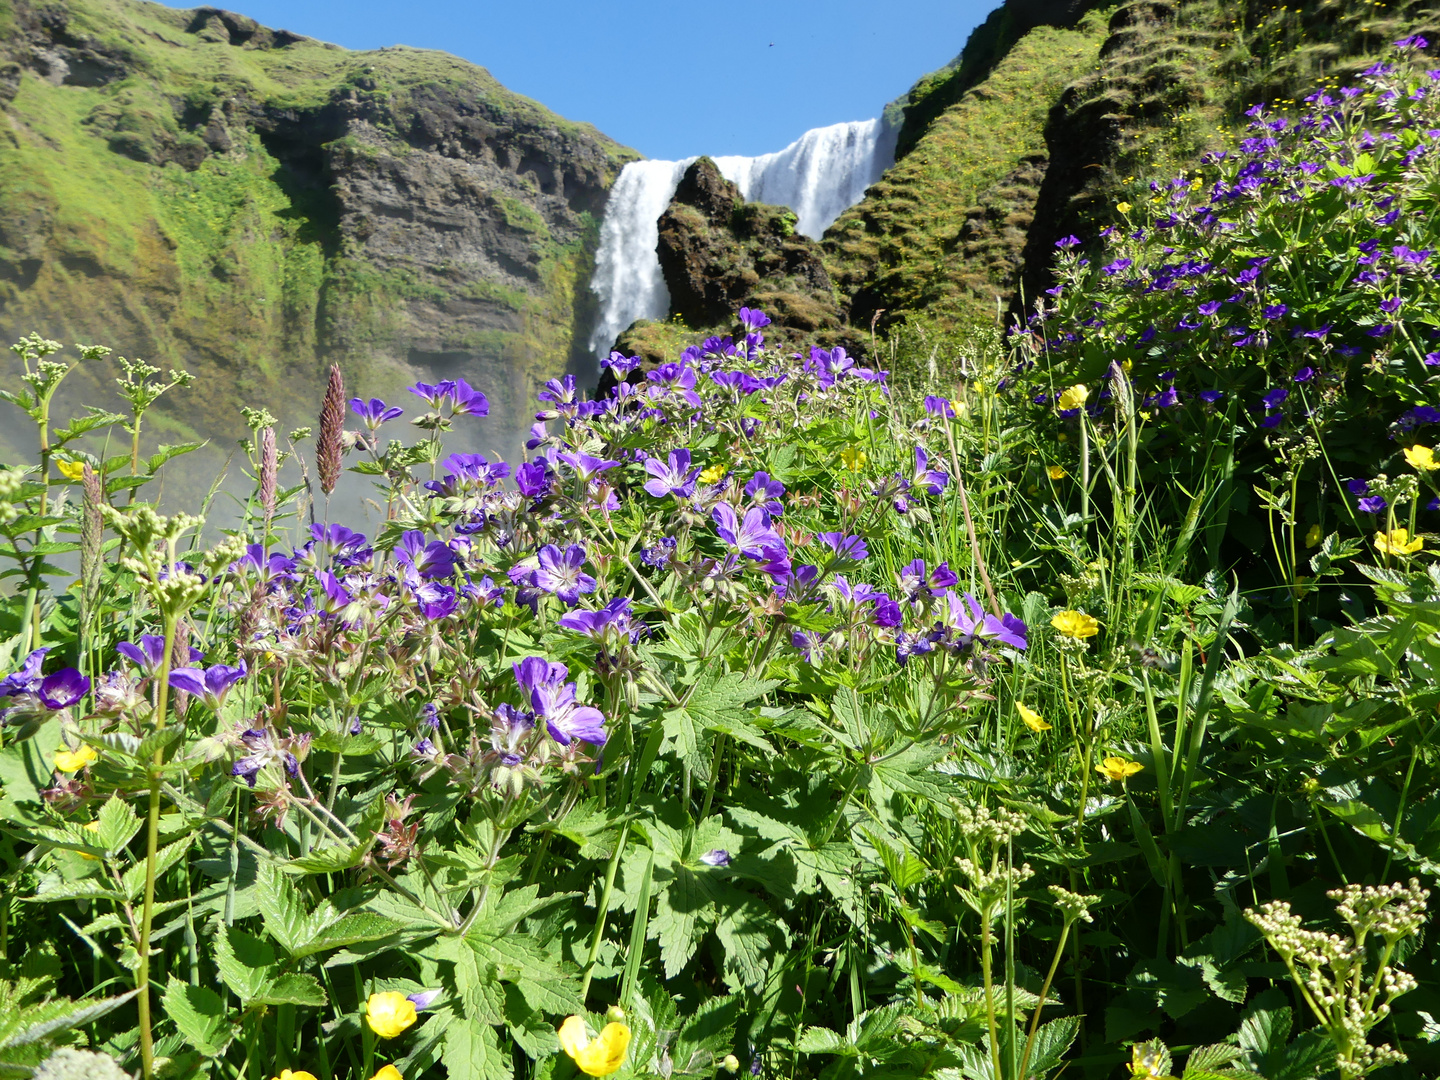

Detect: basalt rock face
[0,0,635,476]
[654,157,842,338]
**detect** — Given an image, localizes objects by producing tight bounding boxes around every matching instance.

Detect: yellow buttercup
[371,1068,403,1080]
[1404,445,1440,471]
[1057,385,1088,411]
[364,992,417,1039]
[1016,702,1051,732]
[1375,528,1423,556]
[1097,756,1143,782]
[54,744,97,772]
[1051,610,1100,639]
[558,1015,631,1077]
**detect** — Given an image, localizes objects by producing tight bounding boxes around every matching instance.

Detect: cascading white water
[586,118,895,360]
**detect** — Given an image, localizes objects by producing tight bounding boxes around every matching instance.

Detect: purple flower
[0,648,49,698]
[601,351,641,375]
[1263,304,1289,320]
[1197,390,1225,404]
[1294,367,1317,383]
[1197,301,1222,316]
[1359,496,1388,513]
[408,990,441,1011]
[350,397,403,430]
[37,669,89,710]
[558,597,635,644]
[408,378,488,417]
[396,530,457,581]
[911,447,949,495]
[516,461,552,499]
[816,532,869,563]
[1347,479,1371,496]
[411,579,457,620]
[512,657,607,746]
[699,849,732,867]
[1055,235,1081,249]
[943,592,1028,650]
[534,544,597,605]
[791,629,825,664]
[643,449,700,499]
[559,452,620,482]
[924,395,956,419]
[1262,387,1290,409]
[713,504,787,561]
[744,472,786,516]
[169,662,248,710]
[737,307,771,332]
[310,523,370,565]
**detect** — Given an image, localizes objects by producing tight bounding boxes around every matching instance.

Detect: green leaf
[255,864,311,956]
[0,989,138,1049]
[795,1026,852,1056]
[120,836,191,902]
[212,926,277,1003]
[95,794,141,853]
[162,977,232,1057]
[251,973,326,1007]
[146,443,203,474]
[293,912,404,960]
[442,1016,512,1080]
[283,843,367,875]
[650,867,712,979]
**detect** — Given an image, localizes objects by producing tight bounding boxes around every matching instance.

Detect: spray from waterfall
[586,117,895,362]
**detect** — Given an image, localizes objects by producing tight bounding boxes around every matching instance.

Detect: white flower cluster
[952,803,1027,846]
[34,1048,132,1080]
[1245,879,1430,1079]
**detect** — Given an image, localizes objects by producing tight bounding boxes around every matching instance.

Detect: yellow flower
[1120,359,1132,374]
[1016,702,1052,732]
[840,447,868,471]
[1057,384,1089,411]
[1116,201,1132,214]
[53,744,97,773]
[1305,524,1323,548]
[1097,756,1144,782]
[698,464,726,484]
[364,992,418,1039]
[1375,528,1423,556]
[270,1072,318,1080]
[371,1068,403,1080]
[1404,444,1440,471]
[79,820,100,861]
[55,460,86,481]
[1047,465,1067,480]
[1190,178,1202,191]
[558,1015,631,1077]
[1051,610,1100,639]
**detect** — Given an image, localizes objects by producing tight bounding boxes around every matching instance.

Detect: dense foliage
[8,34,1440,1080]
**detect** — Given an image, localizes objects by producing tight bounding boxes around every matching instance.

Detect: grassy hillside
[0,0,635,479]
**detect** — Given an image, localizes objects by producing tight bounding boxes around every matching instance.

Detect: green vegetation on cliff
[0,0,636,470]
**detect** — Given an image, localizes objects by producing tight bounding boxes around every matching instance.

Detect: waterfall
[586,118,895,360]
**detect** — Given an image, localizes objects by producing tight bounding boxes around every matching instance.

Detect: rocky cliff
[0,0,635,469]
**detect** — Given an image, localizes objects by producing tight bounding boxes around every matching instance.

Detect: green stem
[1017,920,1072,1080]
[137,610,179,1080]
[580,820,630,1002]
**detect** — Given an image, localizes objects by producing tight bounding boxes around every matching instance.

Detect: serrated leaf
[162,977,232,1057]
[1027,1015,1081,1077]
[293,912,404,959]
[443,1015,512,1080]
[212,926,276,1003]
[120,836,191,902]
[2,989,138,1048]
[796,1026,852,1055]
[255,864,311,956]
[95,794,141,853]
[251,973,326,1007]
[283,843,367,874]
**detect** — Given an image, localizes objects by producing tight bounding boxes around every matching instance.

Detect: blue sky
[225,0,998,159]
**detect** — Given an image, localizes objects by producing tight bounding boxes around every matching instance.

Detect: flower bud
[605,1004,626,1024]
[723,1055,740,1072]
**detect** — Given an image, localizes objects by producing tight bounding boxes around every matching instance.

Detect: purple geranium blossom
[117,636,204,675]
[512,656,607,746]
[558,597,636,645]
[744,472,786,516]
[699,849,732,867]
[713,504,787,561]
[643,449,701,499]
[37,669,90,710]
[559,452,621,482]
[738,307,771,332]
[396,530,457,581]
[924,395,956,419]
[350,397,403,430]
[1358,495,1388,513]
[911,447,950,495]
[816,532,869,562]
[0,648,49,698]
[943,592,1029,650]
[169,661,248,711]
[534,544,598,605]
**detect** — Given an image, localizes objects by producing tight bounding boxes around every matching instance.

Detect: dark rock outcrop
[655,157,842,334]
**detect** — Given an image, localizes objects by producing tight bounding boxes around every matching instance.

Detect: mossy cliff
[0,0,636,461]
[822,0,1440,336]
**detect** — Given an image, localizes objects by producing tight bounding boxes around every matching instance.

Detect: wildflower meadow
[9,35,1440,1080]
